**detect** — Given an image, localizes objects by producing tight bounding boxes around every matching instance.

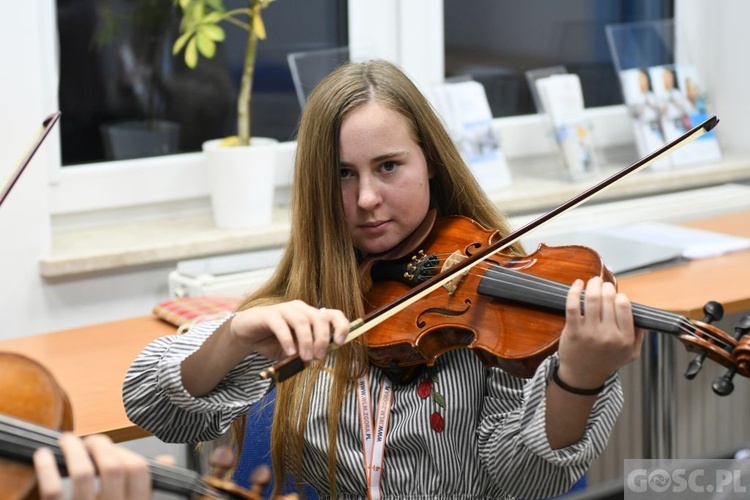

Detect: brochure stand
[432,79,513,193]
[606,19,716,461]
[525,66,600,182]
[606,19,721,171]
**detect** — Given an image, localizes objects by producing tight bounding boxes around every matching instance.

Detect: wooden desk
[619,211,750,318]
[0,316,176,442]
[618,210,750,459]
[0,211,748,444]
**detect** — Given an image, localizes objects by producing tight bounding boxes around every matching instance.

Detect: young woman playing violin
[123,60,644,499]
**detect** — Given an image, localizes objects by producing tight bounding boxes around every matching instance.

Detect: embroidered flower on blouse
[417,378,432,399]
[418,367,445,433]
[430,411,445,432]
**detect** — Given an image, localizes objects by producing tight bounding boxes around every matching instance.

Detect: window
[444,0,674,117]
[56,0,347,165]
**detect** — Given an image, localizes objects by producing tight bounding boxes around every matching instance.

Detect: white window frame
[33,1,744,219]
[48,1,447,218]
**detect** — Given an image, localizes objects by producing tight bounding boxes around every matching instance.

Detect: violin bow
[261,116,720,382]
[0,112,61,208]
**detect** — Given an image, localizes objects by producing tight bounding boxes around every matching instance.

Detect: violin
[260,116,750,387]
[0,351,292,499]
[361,216,750,385]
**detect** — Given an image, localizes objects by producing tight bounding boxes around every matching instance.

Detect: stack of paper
[535,74,596,179]
[597,222,750,259]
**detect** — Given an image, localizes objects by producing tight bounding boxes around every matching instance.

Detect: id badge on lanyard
[357,374,393,500]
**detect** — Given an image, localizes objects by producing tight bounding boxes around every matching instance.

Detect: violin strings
[409,251,731,351]
[0,414,224,498]
[473,266,730,349]
[147,460,227,498]
[0,414,67,463]
[460,264,733,351]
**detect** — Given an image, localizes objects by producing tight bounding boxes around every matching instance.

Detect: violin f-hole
[416,299,472,328]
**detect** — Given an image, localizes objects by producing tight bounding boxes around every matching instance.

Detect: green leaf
[203,11,224,24]
[193,2,205,21]
[201,24,225,42]
[195,32,216,58]
[432,391,446,409]
[172,31,193,55]
[185,37,198,68]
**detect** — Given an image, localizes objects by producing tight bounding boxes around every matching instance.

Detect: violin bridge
[441,251,468,295]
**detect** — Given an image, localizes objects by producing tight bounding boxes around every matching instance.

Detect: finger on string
[118,446,151,500]
[154,454,177,466]
[614,292,635,338]
[565,279,585,327]
[85,434,126,500]
[59,432,97,499]
[584,277,604,322]
[33,447,64,500]
[598,281,618,325]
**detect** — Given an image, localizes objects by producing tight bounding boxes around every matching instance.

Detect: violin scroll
[203,445,292,500]
[684,301,724,379]
[711,315,750,396]
[202,445,299,499]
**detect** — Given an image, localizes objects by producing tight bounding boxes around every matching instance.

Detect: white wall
[0,3,183,339]
[1,2,75,338]
[676,1,750,156]
[0,1,446,340]
[1,1,749,341]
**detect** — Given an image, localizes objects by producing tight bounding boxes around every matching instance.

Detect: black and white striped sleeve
[122,317,274,443]
[476,354,623,499]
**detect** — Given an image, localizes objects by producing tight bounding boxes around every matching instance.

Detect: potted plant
[173,0,280,229]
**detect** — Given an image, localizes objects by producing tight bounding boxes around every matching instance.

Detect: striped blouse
[123,317,623,499]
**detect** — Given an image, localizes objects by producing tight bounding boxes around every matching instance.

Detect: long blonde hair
[231,60,521,496]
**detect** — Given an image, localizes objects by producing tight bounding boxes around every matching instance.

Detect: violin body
[0,352,72,499]
[364,216,614,380]
[362,215,750,385]
[0,352,294,500]
[263,116,747,384]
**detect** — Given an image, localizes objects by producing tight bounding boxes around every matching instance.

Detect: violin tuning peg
[685,301,725,380]
[707,315,750,394]
[249,464,272,495]
[207,445,235,478]
[736,315,750,335]
[712,367,737,396]
[684,353,706,380]
[702,300,724,323]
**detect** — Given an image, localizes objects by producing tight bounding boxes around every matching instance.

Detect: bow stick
[261,116,720,382]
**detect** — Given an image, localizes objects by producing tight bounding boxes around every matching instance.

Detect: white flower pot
[203,137,278,229]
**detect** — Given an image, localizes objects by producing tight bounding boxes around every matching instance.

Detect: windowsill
[41,154,750,278]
